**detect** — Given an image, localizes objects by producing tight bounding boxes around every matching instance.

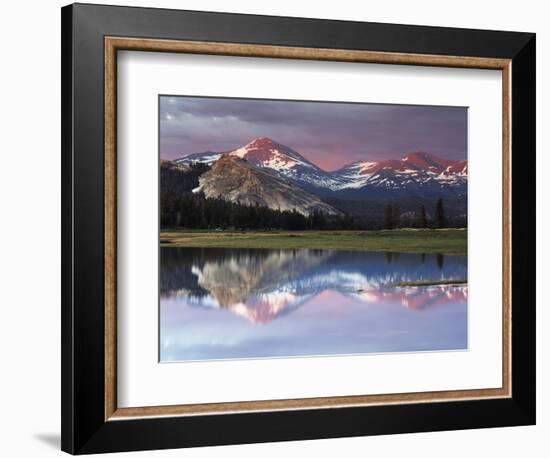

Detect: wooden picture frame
[62,3,535,454]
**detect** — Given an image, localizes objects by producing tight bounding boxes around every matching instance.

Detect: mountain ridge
[173,137,467,197]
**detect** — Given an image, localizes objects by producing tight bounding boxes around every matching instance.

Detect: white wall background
[0,1,544,456]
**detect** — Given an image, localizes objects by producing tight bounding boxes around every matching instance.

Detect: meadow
[160,228,467,255]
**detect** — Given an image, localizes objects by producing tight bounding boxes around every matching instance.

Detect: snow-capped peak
[229,137,317,170]
[326,151,467,191]
[171,140,467,196]
[244,136,279,149]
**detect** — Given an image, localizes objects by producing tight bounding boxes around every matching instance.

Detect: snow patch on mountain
[172,138,467,196]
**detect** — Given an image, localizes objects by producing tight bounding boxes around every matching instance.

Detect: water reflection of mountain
[160,247,467,324]
[160,247,329,300]
[353,285,467,311]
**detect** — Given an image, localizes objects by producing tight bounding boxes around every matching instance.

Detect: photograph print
[159,95,468,362]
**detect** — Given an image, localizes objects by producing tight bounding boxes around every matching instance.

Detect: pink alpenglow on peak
[174,138,467,194]
[228,137,318,170]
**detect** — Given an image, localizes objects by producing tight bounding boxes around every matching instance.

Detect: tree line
[161,192,460,231]
[161,192,356,230]
[383,198,450,229]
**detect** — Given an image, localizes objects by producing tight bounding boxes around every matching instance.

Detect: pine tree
[342,213,354,230]
[420,204,428,228]
[384,204,394,230]
[392,204,401,229]
[435,198,446,229]
[199,198,207,228]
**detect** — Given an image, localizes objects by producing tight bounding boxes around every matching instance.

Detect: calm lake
[160,247,467,362]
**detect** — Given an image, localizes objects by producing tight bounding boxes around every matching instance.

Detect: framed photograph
[61,3,536,454]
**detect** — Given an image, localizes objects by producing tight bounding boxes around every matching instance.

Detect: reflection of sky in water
[160,248,467,362]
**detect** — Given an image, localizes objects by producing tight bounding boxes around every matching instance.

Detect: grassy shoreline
[160,228,467,255]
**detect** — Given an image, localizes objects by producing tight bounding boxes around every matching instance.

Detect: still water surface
[160,247,467,362]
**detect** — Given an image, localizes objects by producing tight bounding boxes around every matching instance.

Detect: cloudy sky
[160,95,467,171]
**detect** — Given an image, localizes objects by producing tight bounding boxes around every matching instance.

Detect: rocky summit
[194,154,340,216]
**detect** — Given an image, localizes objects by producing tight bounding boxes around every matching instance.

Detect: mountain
[195,154,340,216]
[329,152,467,197]
[160,160,209,196]
[174,138,467,200]
[175,137,338,189]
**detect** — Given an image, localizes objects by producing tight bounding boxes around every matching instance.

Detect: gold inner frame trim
[104,36,512,421]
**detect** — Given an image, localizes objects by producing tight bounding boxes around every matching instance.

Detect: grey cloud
[160,95,467,170]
